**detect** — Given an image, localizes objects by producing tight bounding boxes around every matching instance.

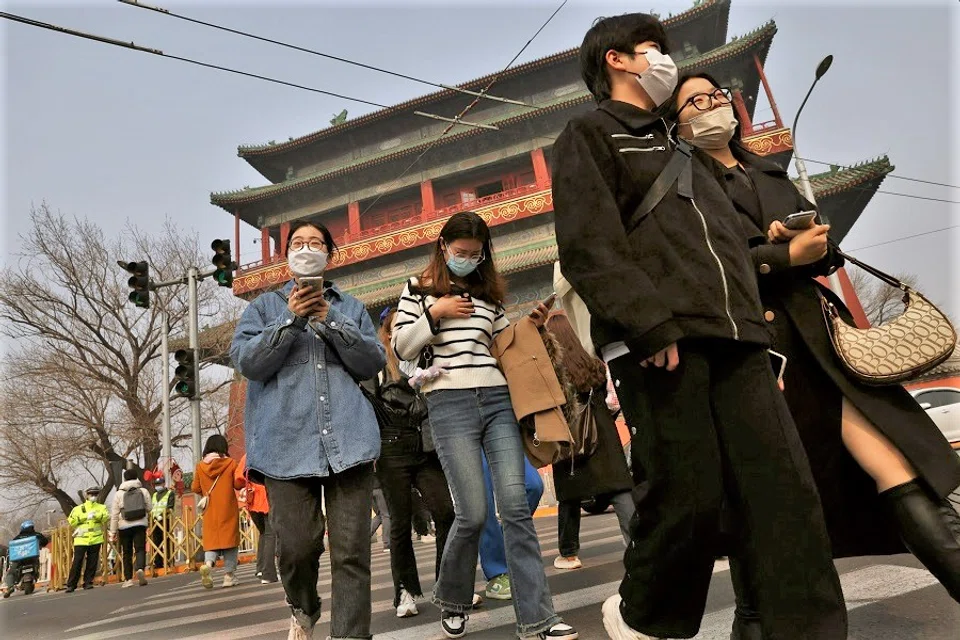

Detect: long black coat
[553,390,633,502]
[708,147,960,557]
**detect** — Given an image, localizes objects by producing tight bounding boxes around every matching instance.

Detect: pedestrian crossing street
[6,512,959,639]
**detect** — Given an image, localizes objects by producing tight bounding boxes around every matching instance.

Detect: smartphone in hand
[298,276,325,292]
[783,210,817,231]
[543,292,558,310]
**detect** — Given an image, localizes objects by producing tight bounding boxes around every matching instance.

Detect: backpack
[122,488,148,521]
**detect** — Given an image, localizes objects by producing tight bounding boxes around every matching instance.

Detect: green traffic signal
[211,239,235,288]
[120,260,150,309]
[173,348,197,399]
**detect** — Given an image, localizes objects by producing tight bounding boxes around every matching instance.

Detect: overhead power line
[117,0,537,109]
[357,0,568,220]
[842,224,960,253]
[0,11,496,131]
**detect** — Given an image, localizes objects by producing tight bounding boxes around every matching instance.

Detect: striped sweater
[392,280,509,393]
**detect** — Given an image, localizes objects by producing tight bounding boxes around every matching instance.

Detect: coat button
[759,263,771,275]
[764,310,776,322]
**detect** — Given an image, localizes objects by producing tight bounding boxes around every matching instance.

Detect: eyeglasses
[679,88,733,112]
[289,239,327,252]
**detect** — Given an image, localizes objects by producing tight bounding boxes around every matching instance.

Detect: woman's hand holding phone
[288,285,327,319]
[528,293,557,328]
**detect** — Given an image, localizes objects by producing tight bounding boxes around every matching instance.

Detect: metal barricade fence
[44,504,260,591]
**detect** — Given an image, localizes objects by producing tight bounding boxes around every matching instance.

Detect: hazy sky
[2,0,958,319]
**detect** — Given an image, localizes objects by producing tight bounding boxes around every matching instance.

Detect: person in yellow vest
[65,487,109,592]
[150,475,176,569]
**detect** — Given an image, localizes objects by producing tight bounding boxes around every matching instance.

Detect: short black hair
[123,469,139,482]
[580,13,670,103]
[285,220,338,256]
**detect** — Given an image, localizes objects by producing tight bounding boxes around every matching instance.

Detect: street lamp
[791,54,846,302]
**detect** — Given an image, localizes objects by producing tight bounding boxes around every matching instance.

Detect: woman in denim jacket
[231,221,385,640]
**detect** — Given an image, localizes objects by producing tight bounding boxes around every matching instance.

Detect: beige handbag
[819,249,956,386]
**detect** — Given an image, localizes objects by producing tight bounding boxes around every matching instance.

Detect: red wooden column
[279,221,291,256]
[234,212,241,264]
[347,202,361,238]
[531,148,550,188]
[732,90,753,136]
[420,180,436,216]
[260,227,271,263]
[754,53,784,128]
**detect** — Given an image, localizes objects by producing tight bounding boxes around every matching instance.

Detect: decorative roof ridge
[235,0,728,157]
[805,155,893,181]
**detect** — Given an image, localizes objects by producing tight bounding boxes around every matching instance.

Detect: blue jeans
[204,547,238,573]
[480,453,543,581]
[426,386,561,637]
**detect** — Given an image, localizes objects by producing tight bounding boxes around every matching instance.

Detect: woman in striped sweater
[392,212,577,640]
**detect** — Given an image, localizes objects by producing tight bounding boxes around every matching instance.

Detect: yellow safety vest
[67,501,109,547]
[151,490,173,520]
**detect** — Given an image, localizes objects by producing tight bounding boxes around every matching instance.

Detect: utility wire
[117,0,538,109]
[799,157,960,190]
[0,11,494,130]
[357,0,568,220]
[842,224,960,253]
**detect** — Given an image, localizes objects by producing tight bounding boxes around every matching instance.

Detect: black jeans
[119,526,147,580]
[66,544,101,589]
[250,511,278,582]
[411,489,433,536]
[557,492,634,557]
[376,435,455,607]
[609,339,847,640]
[370,489,391,549]
[265,463,374,638]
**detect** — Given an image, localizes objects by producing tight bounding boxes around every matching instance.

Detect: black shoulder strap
[626,139,694,234]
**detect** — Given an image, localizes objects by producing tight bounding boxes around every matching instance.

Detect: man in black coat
[551,12,847,640]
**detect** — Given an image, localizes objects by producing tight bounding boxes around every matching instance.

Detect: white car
[911,387,960,446]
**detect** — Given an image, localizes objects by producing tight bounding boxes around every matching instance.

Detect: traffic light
[120,261,150,308]
[173,349,197,399]
[211,239,236,287]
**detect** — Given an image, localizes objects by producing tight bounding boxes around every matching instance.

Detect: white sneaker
[553,555,583,570]
[420,534,436,543]
[287,615,314,640]
[471,593,484,608]
[121,579,135,588]
[222,572,238,588]
[396,588,420,618]
[199,563,213,589]
[601,595,659,640]
[136,569,147,586]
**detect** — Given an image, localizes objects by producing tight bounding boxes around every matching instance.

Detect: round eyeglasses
[680,88,733,113]
[289,239,327,252]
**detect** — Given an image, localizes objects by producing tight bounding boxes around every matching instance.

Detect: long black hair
[419,211,506,305]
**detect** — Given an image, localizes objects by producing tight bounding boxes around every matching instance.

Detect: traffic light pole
[187,267,202,463]
[161,310,172,484]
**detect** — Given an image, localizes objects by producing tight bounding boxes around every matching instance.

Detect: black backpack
[362,372,428,432]
[122,488,147,521]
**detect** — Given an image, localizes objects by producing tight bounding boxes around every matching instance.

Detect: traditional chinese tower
[210,0,891,455]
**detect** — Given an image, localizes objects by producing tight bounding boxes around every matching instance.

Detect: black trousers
[609,339,847,639]
[250,511,278,582]
[376,443,455,607]
[119,526,147,580]
[411,489,433,536]
[66,544,101,589]
[265,463,374,637]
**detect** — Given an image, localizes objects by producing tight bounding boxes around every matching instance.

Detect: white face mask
[635,49,679,107]
[288,247,329,277]
[684,104,738,149]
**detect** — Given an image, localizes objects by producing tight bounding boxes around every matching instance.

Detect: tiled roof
[212,22,777,209]
[236,0,729,158]
[800,156,894,199]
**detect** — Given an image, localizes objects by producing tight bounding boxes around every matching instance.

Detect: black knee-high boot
[728,556,764,640]
[880,480,960,603]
